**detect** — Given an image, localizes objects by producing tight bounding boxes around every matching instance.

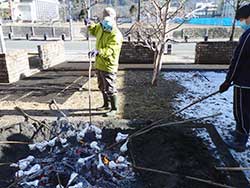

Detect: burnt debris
[10,121,135,188]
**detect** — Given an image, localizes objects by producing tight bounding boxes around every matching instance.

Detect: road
[5,40,196,54]
[5,40,93,54]
[4,40,196,62]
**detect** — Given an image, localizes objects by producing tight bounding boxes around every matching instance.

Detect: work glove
[84,18,91,26]
[88,49,99,58]
[219,81,231,93]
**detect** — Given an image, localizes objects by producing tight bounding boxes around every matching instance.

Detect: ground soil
[0,71,231,187]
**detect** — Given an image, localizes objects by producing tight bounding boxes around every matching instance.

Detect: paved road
[5,40,195,53]
[5,40,94,54]
[4,40,196,63]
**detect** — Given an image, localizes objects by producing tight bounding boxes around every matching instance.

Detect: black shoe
[224,133,248,152]
[96,105,110,111]
[224,139,246,152]
[96,93,110,111]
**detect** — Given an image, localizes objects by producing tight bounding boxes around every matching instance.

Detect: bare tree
[229,0,241,41]
[126,0,187,85]
[225,0,250,41]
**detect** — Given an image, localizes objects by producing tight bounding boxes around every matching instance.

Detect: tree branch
[165,20,186,36]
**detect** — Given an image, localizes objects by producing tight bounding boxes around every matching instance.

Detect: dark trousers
[96,70,117,97]
[233,86,250,137]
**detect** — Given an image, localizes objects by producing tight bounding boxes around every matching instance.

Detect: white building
[12,0,60,22]
[186,2,218,18]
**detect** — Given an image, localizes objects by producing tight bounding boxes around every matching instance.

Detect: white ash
[117,156,125,163]
[21,180,39,187]
[97,154,105,170]
[120,140,129,153]
[116,133,129,143]
[10,155,35,170]
[90,141,101,151]
[67,172,79,187]
[16,164,41,177]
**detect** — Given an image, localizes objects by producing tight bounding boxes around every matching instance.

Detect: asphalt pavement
[5,39,196,63]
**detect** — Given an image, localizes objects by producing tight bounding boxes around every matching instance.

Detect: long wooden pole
[87,0,92,125]
[134,166,235,188]
[216,166,250,171]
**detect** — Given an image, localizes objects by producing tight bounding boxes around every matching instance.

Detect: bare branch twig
[15,106,51,131]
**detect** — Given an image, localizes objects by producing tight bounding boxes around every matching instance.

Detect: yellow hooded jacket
[88,23,123,73]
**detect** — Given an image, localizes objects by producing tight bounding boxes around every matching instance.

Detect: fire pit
[8,120,136,188]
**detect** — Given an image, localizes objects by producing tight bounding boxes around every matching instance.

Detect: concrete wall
[119,42,155,64]
[195,41,238,64]
[0,50,30,83]
[2,25,245,40]
[3,26,70,38]
[38,41,65,69]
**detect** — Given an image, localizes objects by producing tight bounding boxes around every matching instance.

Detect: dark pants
[96,70,117,97]
[233,86,250,138]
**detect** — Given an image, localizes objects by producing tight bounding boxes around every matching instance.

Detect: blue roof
[173,17,239,27]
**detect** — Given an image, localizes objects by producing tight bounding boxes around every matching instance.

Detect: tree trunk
[229,16,237,41]
[151,44,165,86]
[229,0,240,41]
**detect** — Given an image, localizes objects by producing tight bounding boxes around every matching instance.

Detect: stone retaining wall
[119,42,155,64]
[195,41,238,64]
[0,50,30,83]
[38,41,65,69]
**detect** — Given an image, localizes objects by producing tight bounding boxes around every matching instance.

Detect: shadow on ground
[0,70,89,104]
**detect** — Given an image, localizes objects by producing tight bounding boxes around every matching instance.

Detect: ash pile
[10,121,135,188]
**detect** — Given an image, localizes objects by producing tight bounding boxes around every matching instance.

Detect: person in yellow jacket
[84,7,123,117]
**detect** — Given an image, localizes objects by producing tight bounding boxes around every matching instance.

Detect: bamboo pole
[0,162,12,166]
[0,141,30,145]
[216,167,250,171]
[134,166,235,188]
[133,113,222,137]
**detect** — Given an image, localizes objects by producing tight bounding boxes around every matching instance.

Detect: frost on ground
[164,71,250,179]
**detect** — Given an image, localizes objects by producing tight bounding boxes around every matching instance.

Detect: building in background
[221,0,235,17]
[193,2,218,17]
[0,0,11,20]
[11,0,60,22]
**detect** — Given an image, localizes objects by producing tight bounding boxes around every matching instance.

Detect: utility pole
[137,0,141,22]
[88,0,91,19]
[0,19,6,53]
[8,0,13,21]
[68,0,73,40]
[137,0,141,41]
